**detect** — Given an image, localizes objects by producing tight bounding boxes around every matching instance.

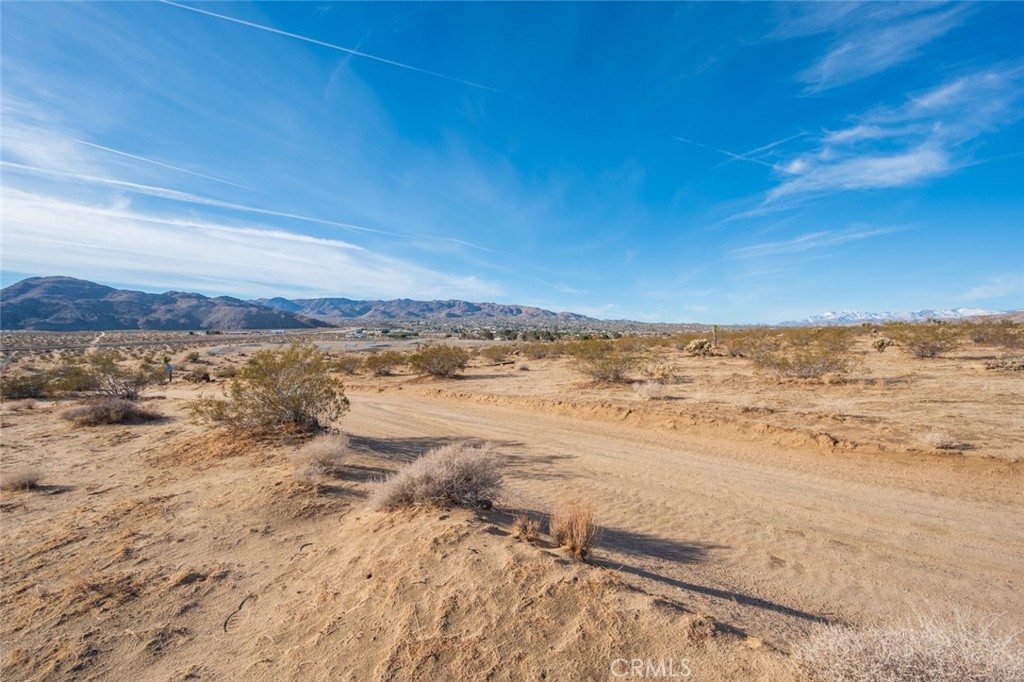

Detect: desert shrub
[893,325,962,358]
[363,350,406,377]
[87,350,163,400]
[191,343,348,439]
[791,613,1024,682]
[521,341,563,360]
[549,501,598,561]
[569,341,636,383]
[964,321,1024,350]
[62,398,161,426]
[50,364,101,395]
[633,381,670,401]
[215,365,238,379]
[511,513,540,543]
[408,343,470,378]
[291,433,349,484]
[984,357,1024,372]
[480,344,515,364]
[371,443,502,510]
[331,354,363,375]
[873,337,895,353]
[751,346,850,379]
[0,466,43,491]
[0,371,51,399]
[184,367,212,383]
[724,329,780,358]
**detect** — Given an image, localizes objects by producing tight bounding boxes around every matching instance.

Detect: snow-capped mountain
[781,308,1003,326]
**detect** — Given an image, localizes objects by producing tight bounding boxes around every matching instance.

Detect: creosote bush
[408,343,470,378]
[751,347,850,380]
[371,443,502,510]
[192,342,348,440]
[892,324,962,358]
[363,350,406,377]
[331,354,363,375]
[791,613,1024,682]
[569,340,636,383]
[549,500,598,561]
[61,398,161,426]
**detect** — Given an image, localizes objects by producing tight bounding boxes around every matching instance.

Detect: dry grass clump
[291,434,349,484]
[791,613,1024,682]
[634,381,670,401]
[549,501,598,561]
[0,466,43,491]
[511,513,541,543]
[61,398,161,426]
[371,443,502,510]
[921,432,966,451]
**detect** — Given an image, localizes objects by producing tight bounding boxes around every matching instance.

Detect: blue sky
[2,2,1022,323]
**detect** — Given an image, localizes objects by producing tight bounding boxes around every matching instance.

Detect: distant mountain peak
[781,307,1003,326]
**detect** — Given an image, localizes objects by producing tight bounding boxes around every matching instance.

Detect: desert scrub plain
[1,322,1022,680]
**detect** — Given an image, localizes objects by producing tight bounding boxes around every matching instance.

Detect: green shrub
[363,350,406,376]
[569,340,636,383]
[331,354,363,375]
[192,343,348,439]
[408,343,470,378]
[0,372,51,399]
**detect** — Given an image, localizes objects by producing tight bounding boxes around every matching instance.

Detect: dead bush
[984,357,1024,372]
[791,613,1024,682]
[0,466,43,491]
[549,501,598,561]
[291,433,349,484]
[873,337,895,353]
[511,513,541,543]
[684,338,714,357]
[61,398,161,426]
[363,350,406,377]
[371,443,502,510]
[408,343,470,378]
[921,431,966,451]
[191,343,348,440]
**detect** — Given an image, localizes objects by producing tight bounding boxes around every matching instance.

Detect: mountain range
[781,308,1003,326]
[0,277,329,331]
[0,277,591,331]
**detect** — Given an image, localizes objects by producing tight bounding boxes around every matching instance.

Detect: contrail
[75,140,262,192]
[673,136,778,169]
[158,1,518,97]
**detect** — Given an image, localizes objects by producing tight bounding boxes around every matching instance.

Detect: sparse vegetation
[371,443,502,510]
[191,342,348,439]
[549,500,598,561]
[892,324,962,358]
[61,398,161,426]
[683,338,714,357]
[922,431,966,451]
[751,346,850,380]
[873,337,895,353]
[408,343,470,378]
[0,466,43,491]
[88,350,163,400]
[569,340,636,383]
[331,354,363,375]
[363,350,406,377]
[791,614,1024,682]
[511,513,540,543]
[0,371,51,400]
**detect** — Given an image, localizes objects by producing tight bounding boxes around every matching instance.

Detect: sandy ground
[1,339,1021,680]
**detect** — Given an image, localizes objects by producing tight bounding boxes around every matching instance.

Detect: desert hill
[0,277,329,331]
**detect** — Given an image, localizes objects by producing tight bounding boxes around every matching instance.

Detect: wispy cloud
[775,4,969,91]
[958,276,1024,302]
[74,140,261,193]
[0,187,499,300]
[158,1,517,96]
[748,66,1024,209]
[729,225,899,259]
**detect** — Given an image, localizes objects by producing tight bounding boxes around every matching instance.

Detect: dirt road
[344,388,1024,646]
